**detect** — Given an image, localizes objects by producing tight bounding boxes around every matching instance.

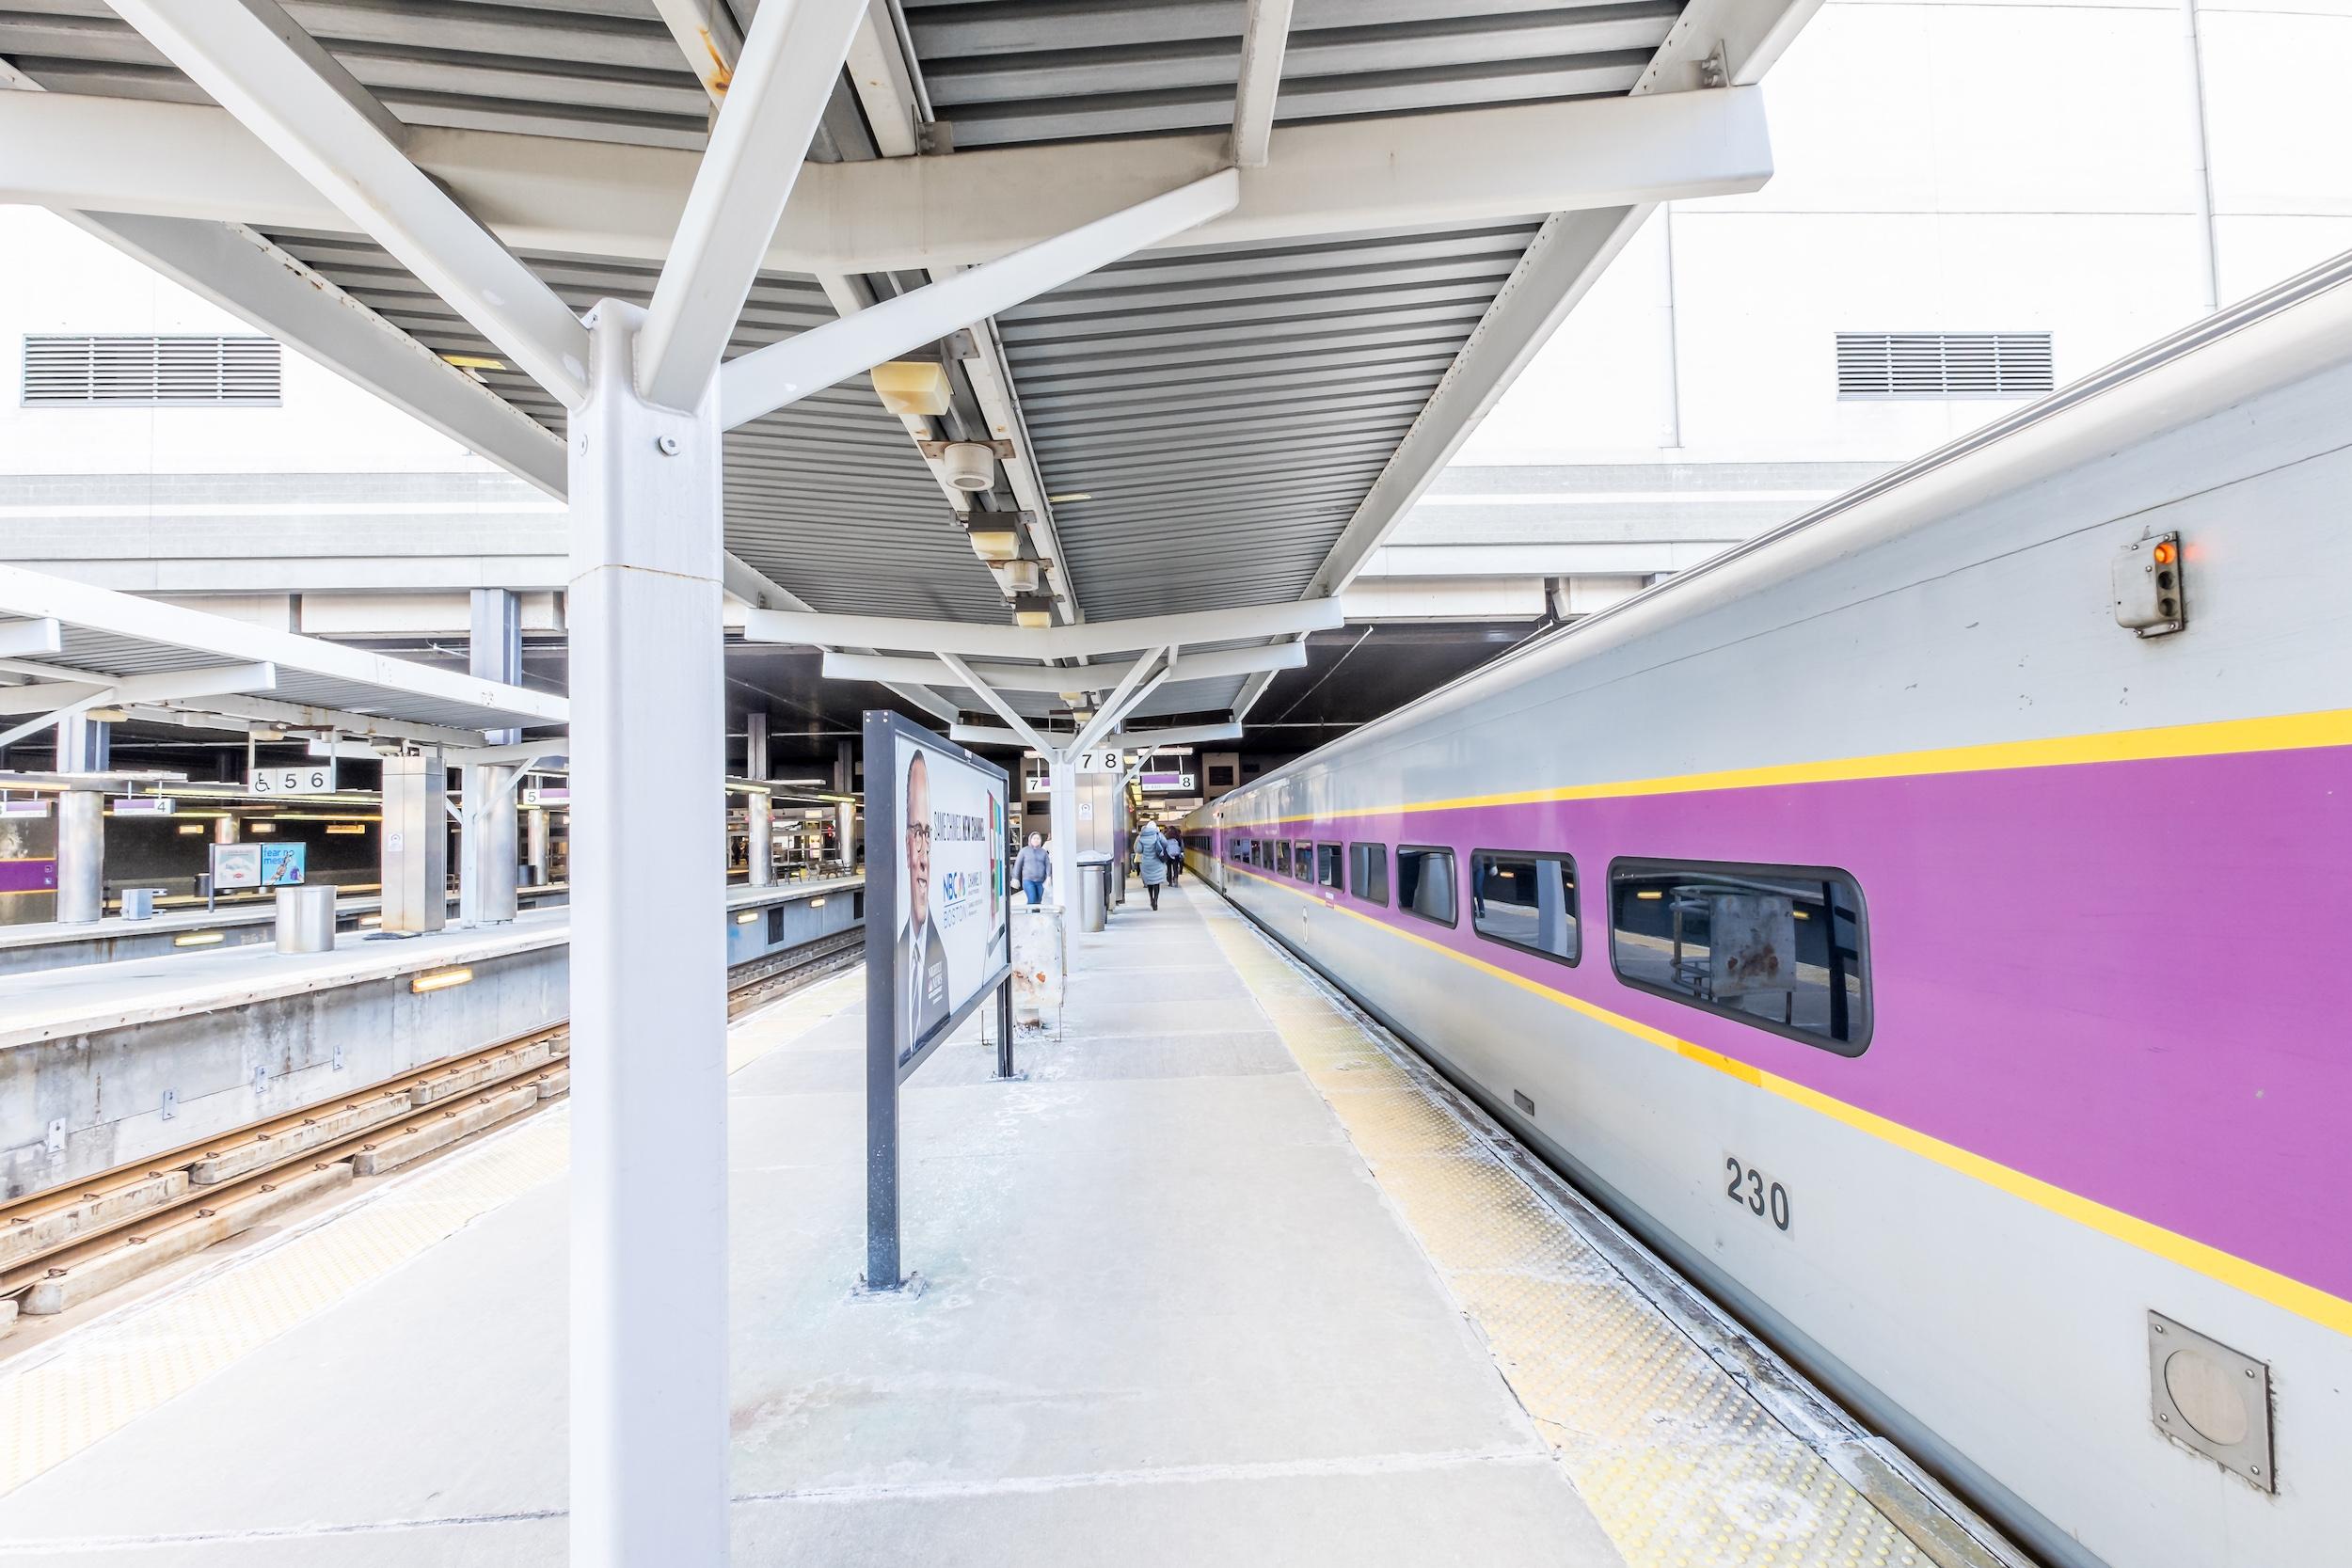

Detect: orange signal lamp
[2153,540,2177,565]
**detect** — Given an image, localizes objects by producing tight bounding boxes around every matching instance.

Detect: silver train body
[1189,257,2352,1567]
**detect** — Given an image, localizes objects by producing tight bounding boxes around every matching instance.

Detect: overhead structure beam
[818,641,1307,693]
[0,619,63,659]
[0,87,1773,276]
[752,597,1343,662]
[1231,0,1295,168]
[1069,645,1169,757]
[934,653,1048,753]
[106,0,592,407]
[647,0,743,102]
[1104,721,1245,751]
[0,661,277,748]
[637,0,866,411]
[721,170,1240,429]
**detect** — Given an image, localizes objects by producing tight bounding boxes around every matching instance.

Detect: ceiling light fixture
[965,515,1022,562]
[870,360,952,417]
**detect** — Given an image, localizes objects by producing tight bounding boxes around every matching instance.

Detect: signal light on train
[2151,539,2177,566]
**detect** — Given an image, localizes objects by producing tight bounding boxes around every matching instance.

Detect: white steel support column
[462,588,523,927]
[745,711,773,888]
[1048,752,1079,918]
[567,300,730,1568]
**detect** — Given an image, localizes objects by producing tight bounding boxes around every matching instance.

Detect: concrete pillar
[525,806,551,886]
[380,752,447,935]
[214,814,240,845]
[461,588,523,927]
[744,712,772,887]
[833,736,856,871]
[56,788,103,925]
[55,719,109,925]
[567,299,729,1567]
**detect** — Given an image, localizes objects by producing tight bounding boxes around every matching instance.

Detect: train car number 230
[1723,1155,1791,1233]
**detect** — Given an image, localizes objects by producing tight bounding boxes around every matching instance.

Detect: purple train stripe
[1216,740,2352,1328]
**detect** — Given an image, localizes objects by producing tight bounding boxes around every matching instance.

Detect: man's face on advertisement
[905,752,931,927]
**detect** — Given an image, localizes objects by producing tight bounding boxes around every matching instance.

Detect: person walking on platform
[1136,820,1170,910]
[1016,832,1051,907]
[1161,824,1184,886]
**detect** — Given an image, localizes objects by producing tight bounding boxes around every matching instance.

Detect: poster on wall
[211,843,262,889]
[863,710,1012,1292]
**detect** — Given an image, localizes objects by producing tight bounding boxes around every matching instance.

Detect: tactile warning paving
[1200,898,1947,1568]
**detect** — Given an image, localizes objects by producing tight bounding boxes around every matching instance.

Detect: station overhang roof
[0,0,1817,742]
[0,563,564,752]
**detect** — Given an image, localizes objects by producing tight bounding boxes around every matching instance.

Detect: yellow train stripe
[1243,705,2352,825]
[1222,863,2352,1338]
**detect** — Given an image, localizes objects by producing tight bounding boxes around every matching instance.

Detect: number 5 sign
[248,762,337,796]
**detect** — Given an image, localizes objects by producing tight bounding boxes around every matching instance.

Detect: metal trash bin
[275,885,338,954]
[1075,853,1110,933]
[120,887,162,921]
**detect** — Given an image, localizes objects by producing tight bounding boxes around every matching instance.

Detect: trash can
[120,887,163,921]
[1075,853,1110,933]
[275,885,338,954]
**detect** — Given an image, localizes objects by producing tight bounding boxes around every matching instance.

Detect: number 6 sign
[247,762,337,796]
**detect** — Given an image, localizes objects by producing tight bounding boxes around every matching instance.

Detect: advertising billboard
[882,721,1009,1075]
[863,710,1013,1292]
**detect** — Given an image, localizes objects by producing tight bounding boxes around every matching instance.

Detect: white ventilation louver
[1835,332,2054,400]
[21,334,282,406]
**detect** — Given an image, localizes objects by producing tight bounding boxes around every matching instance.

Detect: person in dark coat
[1161,824,1183,886]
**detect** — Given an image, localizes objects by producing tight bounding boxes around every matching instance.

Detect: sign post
[863,710,1012,1292]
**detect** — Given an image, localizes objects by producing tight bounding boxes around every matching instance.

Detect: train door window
[1395,845,1458,927]
[1349,842,1389,905]
[1315,843,1342,887]
[1293,839,1313,881]
[1470,851,1579,964]
[1607,859,1871,1054]
[1275,840,1291,877]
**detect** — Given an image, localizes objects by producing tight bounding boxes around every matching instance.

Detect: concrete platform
[0,883,574,977]
[0,884,1979,1566]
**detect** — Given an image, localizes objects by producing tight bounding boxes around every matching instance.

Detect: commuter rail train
[1188,255,2352,1568]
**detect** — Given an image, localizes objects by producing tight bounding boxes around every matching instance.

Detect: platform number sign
[1724,1153,1791,1233]
[248,761,337,797]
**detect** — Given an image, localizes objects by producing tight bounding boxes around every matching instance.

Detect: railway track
[0,927,864,1330]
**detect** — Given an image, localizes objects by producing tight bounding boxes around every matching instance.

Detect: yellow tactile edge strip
[0,963,869,1500]
[1197,898,2013,1568]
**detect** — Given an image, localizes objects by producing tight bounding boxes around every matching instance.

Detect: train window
[1293,839,1312,881]
[1470,851,1579,965]
[1607,859,1871,1055]
[1315,843,1342,887]
[1395,846,1457,927]
[1275,840,1291,877]
[1348,843,1389,905]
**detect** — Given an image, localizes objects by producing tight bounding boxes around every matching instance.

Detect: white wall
[0,207,499,477]
[1458,0,2352,470]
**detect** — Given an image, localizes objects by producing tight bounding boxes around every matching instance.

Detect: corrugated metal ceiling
[0,0,1691,661]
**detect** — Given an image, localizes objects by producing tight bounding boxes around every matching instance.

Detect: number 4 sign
[247,762,337,796]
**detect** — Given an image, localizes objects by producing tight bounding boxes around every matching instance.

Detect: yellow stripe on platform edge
[1200,897,2003,1568]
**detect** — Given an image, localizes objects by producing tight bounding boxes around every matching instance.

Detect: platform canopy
[0,562,564,752]
[0,0,1811,746]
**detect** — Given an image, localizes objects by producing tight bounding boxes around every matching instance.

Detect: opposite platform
[0,882,1996,1565]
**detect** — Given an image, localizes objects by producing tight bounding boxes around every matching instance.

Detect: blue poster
[260,843,307,886]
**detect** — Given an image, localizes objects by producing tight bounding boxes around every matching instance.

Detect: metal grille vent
[21,334,282,406]
[1836,332,2054,400]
